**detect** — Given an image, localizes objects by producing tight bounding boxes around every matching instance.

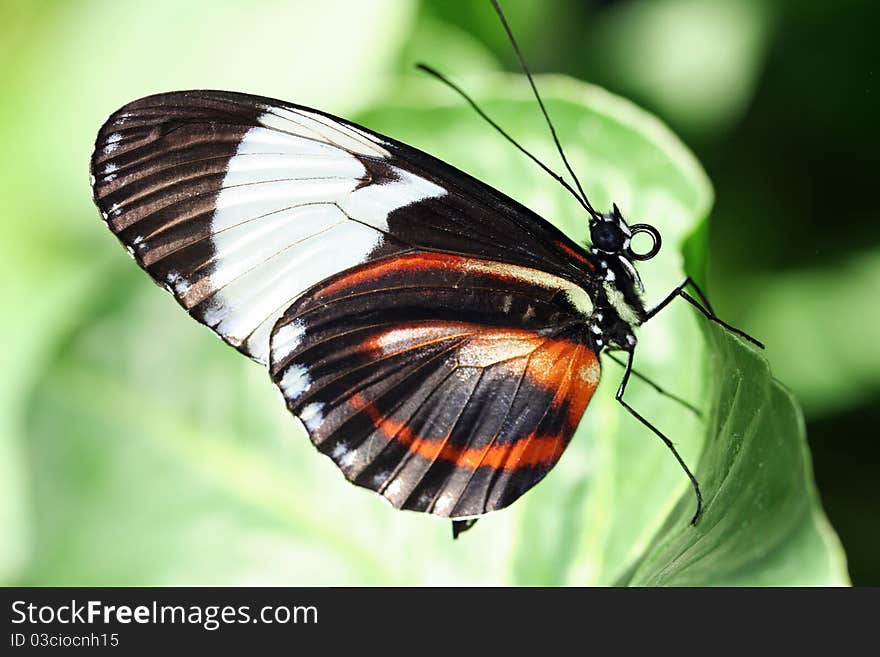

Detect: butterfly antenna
[416,63,594,216]
[490,0,596,216]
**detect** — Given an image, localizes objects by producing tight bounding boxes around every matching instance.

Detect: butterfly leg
[452,519,479,539]
[646,277,764,349]
[616,348,703,525]
[604,351,702,418]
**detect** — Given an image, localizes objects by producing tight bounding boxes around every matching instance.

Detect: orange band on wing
[320,252,457,297]
[350,392,569,471]
[320,251,592,299]
[554,240,595,269]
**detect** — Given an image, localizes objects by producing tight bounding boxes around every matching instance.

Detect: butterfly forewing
[269,252,601,517]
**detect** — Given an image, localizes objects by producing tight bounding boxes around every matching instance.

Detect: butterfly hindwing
[90,90,596,364]
[269,252,601,517]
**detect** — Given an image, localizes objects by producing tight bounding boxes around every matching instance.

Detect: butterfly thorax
[583,252,646,351]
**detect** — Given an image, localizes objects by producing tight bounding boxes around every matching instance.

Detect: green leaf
[12,73,846,585]
[621,324,848,585]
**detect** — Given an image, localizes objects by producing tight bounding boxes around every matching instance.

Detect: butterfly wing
[90,90,596,364]
[270,252,601,517]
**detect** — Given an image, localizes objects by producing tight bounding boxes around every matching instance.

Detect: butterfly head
[588,203,661,292]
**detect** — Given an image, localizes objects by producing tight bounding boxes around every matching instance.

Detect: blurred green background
[0,0,874,585]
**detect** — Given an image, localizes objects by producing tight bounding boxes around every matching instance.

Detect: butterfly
[89,1,761,539]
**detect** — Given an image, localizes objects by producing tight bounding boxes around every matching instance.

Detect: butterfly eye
[590,221,625,253]
[626,223,662,261]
